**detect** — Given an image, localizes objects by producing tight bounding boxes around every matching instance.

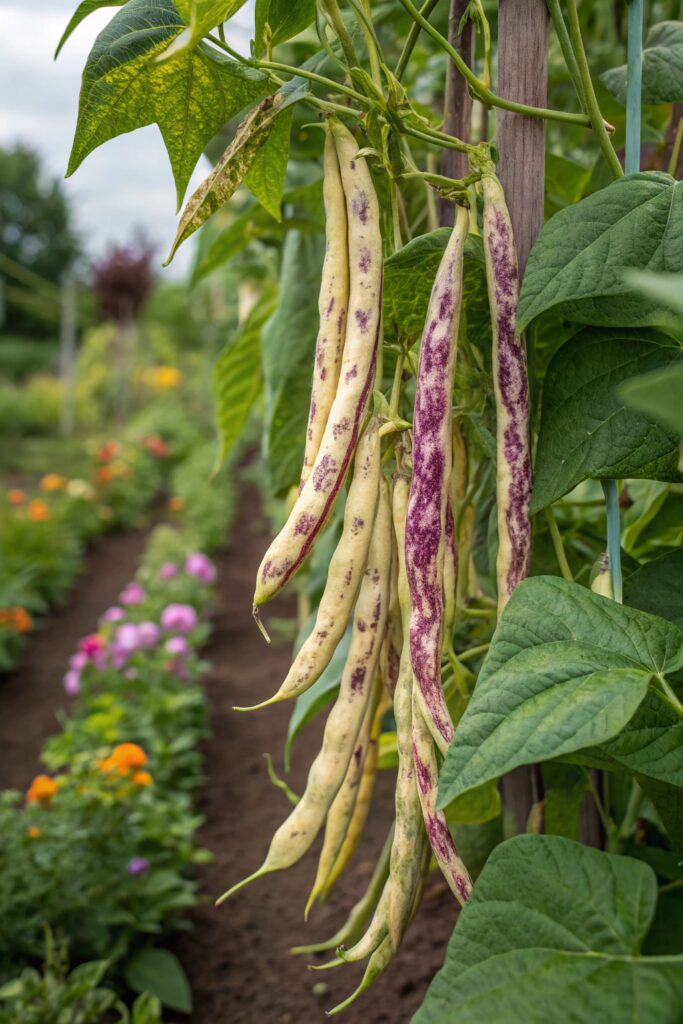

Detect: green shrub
[0,336,59,381]
[170,443,235,553]
[0,376,62,437]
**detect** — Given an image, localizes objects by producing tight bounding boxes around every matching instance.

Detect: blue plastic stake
[625,0,643,174]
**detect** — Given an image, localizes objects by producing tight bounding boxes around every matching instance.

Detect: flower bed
[0,513,232,1018]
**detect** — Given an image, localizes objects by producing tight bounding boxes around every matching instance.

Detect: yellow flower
[144,365,182,390]
[26,775,58,806]
[67,478,96,501]
[40,473,67,492]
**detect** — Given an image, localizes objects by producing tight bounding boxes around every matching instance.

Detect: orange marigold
[168,496,184,512]
[133,770,153,787]
[27,826,41,839]
[26,775,58,806]
[27,500,50,522]
[13,607,33,633]
[40,473,67,492]
[8,489,26,505]
[99,742,148,777]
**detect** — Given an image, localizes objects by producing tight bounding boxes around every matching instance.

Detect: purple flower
[165,636,190,657]
[119,582,146,606]
[159,562,179,580]
[168,658,190,681]
[115,623,142,653]
[185,553,216,584]
[101,606,125,623]
[137,621,160,648]
[63,670,81,696]
[160,603,197,633]
[110,644,129,670]
[70,652,88,672]
[127,857,150,876]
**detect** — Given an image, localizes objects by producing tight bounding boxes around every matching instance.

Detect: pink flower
[101,606,125,623]
[79,633,105,658]
[137,621,160,648]
[159,562,179,580]
[127,856,150,875]
[185,553,216,584]
[69,652,88,672]
[119,582,146,606]
[115,623,142,653]
[63,670,81,696]
[167,658,190,680]
[160,604,197,633]
[165,636,189,657]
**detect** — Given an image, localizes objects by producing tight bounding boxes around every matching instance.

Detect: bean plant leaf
[254,0,317,59]
[624,550,683,629]
[624,269,683,317]
[415,834,683,1024]
[173,0,248,47]
[212,286,277,469]
[54,0,127,58]
[438,576,683,808]
[530,328,681,513]
[517,173,683,333]
[602,21,683,105]
[243,107,293,220]
[67,0,270,207]
[166,77,309,262]
[619,358,683,439]
[124,949,192,1013]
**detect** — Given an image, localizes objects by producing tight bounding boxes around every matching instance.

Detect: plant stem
[458,642,490,663]
[544,507,574,582]
[323,0,361,69]
[401,123,473,153]
[625,0,643,175]
[350,0,383,90]
[397,0,596,128]
[258,59,371,106]
[207,32,252,65]
[618,779,643,839]
[395,0,441,81]
[584,769,613,836]
[546,0,587,112]
[388,349,405,417]
[602,479,623,603]
[565,0,624,178]
[668,117,683,177]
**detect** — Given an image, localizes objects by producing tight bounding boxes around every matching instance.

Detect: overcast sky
[0,0,253,278]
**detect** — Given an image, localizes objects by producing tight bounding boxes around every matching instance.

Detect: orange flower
[99,742,148,777]
[94,465,115,485]
[168,496,184,512]
[133,770,153,787]
[27,500,50,522]
[26,775,58,806]
[97,440,121,463]
[8,489,26,505]
[0,607,33,633]
[40,473,66,492]
[27,826,41,839]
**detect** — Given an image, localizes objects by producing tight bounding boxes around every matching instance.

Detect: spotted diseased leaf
[518,173,683,333]
[165,77,309,262]
[244,107,293,220]
[438,576,683,808]
[55,0,127,58]
[531,328,681,513]
[415,835,683,1024]
[67,0,270,206]
[602,21,683,105]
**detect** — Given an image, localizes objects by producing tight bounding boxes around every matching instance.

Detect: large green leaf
[415,835,683,1024]
[438,577,683,808]
[67,0,269,206]
[166,76,309,261]
[531,328,681,513]
[55,0,127,58]
[517,173,683,333]
[602,21,683,105]
[243,107,293,220]
[124,949,192,1013]
[624,550,683,629]
[620,357,683,440]
[213,286,277,468]
[254,0,317,58]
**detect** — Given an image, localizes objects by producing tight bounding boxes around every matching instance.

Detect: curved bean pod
[236,419,380,711]
[406,206,469,753]
[254,119,383,609]
[412,684,472,906]
[481,172,532,616]
[300,127,349,488]
[219,479,391,903]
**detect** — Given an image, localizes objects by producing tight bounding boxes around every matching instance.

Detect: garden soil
[0,494,457,1024]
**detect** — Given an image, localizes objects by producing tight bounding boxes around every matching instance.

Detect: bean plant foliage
[60,0,683,1019]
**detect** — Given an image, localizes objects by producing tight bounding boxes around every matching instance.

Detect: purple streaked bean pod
[253,119,382,610]
[218,479,391,904]
[406,205,469,754]
[442,499,457,653]
[300,127,349,489]
[411,684,472,906]
[481,173,532,616]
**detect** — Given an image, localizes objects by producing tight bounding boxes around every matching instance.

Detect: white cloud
[0,0,254,279]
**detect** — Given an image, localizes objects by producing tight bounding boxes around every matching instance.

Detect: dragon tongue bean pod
[253,119,382,610]
[481,172,532,616]
[406,205,469,754]
[300,127,349,489]
[219,478,391,904]
[412,685,472,905]
[236,419,380,712]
